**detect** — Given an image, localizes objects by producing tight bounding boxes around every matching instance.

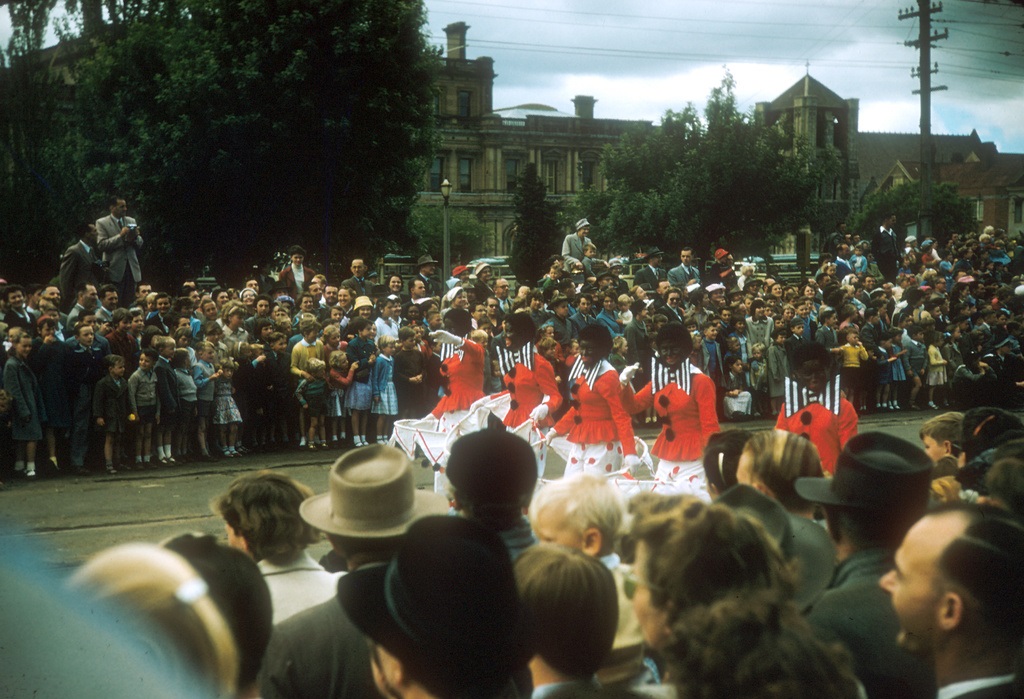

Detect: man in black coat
[632,249,667,291]
[795,433,936,699]
[58,223,103,313]
[871,213,901,282]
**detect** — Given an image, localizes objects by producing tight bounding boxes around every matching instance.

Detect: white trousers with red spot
[563,441,627,478]
[653,458,710,502]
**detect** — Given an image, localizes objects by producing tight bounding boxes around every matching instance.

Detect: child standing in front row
[925,329,948,410]
[295,357,329,450]
[371,336,399,445]
[93,354,128,475]
[171,348,197,461]
[153,336,179,464]
[749,342,769,417]
[213,359,243,457]
[327,350,357,447]
[192,341,223,461]
[345,317,377,447]
[129,348,161,470]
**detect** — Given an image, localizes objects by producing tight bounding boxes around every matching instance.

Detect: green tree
[0,1,87,282]
[852,182,974,243]
[572,74,836,263]
[409,205,489,264]
[510,162,559,285]
[66,0,437,287]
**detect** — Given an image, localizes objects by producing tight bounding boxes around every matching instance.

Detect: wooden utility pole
[899,1,947,240]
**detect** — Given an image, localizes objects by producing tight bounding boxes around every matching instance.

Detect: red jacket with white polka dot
[554,369,637,455]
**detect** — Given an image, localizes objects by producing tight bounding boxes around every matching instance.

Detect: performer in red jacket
[495,312,562,428]
[429,308,485,430]
[775,342,858,474]
[548,325,639,477]
[622,324,719,498]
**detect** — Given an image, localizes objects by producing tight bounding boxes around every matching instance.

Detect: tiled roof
[940,154,1024,195]
[856,131,989,197]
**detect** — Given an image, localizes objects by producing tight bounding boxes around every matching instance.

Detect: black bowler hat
[338,517,532,696]
[447,430,538,507]
[795,433,931,511]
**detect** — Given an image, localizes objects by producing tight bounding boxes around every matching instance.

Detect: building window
[505,158,519,192]
[430,157,444,191]
[543,160,558,194]
[458,158,472,192]
[432,92,440,115]
[975,198,984,221]
[580,161,596,189]
[1014,198,1023,224]
[457,90,471,117]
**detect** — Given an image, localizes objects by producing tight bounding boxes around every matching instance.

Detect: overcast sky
[3,0,1021,151]
[423,0,1024,152]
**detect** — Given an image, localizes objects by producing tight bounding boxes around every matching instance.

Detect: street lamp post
[440,178,452,284]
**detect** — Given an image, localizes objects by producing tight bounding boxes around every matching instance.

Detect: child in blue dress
[371,336,399,445]
[213,359,243,457]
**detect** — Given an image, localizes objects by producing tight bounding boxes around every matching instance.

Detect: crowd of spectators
[6,211,1024,699]
[4,214,1024,478]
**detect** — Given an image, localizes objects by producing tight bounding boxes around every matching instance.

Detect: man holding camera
[95,196,143,307]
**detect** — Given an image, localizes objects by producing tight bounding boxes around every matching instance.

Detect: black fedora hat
[642,247,665,261]
[416,254,440,268]
[717,484,835,611]
[795,432,931,510]
[338,516,532,696]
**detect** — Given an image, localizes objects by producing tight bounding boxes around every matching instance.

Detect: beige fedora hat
[300,445,448,538]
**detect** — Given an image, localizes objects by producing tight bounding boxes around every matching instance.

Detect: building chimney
[444,22,469,60]
[572,95,596,119]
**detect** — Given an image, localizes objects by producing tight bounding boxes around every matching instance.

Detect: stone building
[419,22,652,256]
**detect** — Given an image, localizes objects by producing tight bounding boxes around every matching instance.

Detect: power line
[433,35,913,68]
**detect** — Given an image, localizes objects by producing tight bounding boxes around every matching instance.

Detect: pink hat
[714,249,729,261]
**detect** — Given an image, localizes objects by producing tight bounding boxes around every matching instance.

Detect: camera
[127,223,138,230]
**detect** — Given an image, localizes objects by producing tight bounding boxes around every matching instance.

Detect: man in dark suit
[881,504,1024,699]
[95,196,142,308]
[632,249,667,291]
[340,258,369,298]
[795,433,935,699]
[58,223,103,313]
[871,214,901,282]
[413,255,443,298]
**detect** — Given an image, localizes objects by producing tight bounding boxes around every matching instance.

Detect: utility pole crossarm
[899,0,947,241]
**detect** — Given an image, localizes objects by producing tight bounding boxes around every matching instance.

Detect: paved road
[0,411,937,568]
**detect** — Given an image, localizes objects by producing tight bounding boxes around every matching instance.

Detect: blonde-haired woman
[735,429,825,518]
[71,543,238,696]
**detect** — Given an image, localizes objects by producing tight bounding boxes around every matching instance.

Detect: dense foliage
[569,74,842,262]
[852,182,975,244]
[510,163,560,286]
[1,0,438,287]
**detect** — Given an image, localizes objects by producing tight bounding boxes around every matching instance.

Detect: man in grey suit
[561,218,593,265]
[58,223,102,313]
[95,196,143,307]
[667,246,701,288]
